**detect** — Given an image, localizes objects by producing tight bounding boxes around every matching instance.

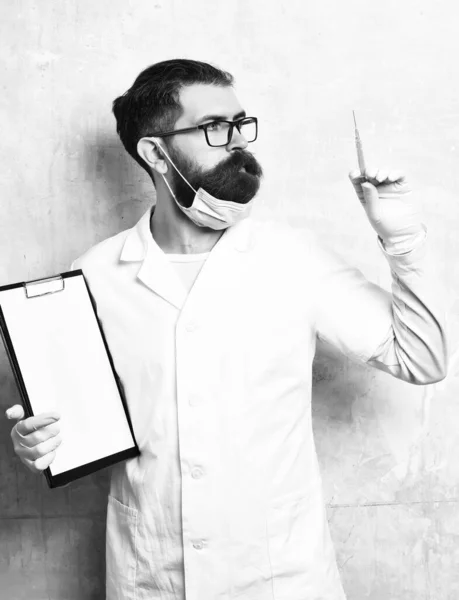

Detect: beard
[165,145,263,208]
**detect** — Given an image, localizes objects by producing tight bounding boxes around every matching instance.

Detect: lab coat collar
[119,208,152,262]
[119,206,254,309]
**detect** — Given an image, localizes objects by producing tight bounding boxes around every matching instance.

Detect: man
[6,59,448,599]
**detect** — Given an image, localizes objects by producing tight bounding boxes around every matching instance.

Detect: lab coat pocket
[106,496,138,600]
[267,491,339,600]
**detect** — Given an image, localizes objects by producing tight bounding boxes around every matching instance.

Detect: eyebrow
[195,110,246,125]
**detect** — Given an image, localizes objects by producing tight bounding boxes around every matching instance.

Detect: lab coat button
[185,321,199,333]
[192,540,204,550]
[191,467,204,479]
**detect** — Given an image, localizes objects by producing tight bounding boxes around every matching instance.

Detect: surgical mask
[157,143,254,230]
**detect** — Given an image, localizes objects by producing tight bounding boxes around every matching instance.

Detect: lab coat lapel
[136,249,187,310]
[120,208,187,311]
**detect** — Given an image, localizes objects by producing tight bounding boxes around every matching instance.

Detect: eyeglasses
[150,116,258,147]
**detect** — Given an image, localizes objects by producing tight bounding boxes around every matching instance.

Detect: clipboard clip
[24,275,65,299]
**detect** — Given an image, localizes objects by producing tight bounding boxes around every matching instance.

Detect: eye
[206,121,224,132]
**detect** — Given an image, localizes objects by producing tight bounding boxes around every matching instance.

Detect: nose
[227,126,248,152]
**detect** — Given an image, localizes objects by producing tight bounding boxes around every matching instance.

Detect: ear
[137,137,168,175]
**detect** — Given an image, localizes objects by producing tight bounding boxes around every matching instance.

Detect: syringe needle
[353,111,366,178]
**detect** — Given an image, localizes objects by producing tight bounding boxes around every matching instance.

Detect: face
[159,84,263,207]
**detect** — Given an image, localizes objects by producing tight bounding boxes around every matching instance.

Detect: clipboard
[0,270,139,488]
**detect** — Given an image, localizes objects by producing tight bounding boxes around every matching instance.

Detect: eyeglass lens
[207,119,257,146]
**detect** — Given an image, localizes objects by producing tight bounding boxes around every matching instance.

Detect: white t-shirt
[166,252,210,295]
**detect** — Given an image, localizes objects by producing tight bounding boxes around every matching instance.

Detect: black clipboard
[0,270,139,488]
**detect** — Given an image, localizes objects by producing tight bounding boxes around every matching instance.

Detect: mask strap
[156,142,198,195]
[160,172,183,208]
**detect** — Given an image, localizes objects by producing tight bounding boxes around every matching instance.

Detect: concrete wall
[1,1,458,598]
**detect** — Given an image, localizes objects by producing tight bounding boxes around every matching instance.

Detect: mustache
[193,149,262,205]
[199,150,263,191]
[216,150,263,177]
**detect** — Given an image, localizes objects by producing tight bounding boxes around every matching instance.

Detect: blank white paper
[0,275,136,475]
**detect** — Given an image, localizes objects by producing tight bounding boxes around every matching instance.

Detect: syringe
[353,110,366,179]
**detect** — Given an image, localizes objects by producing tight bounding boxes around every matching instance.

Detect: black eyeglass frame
[150,116,258,147]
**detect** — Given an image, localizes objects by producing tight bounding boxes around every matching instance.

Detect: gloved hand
[348,167,425,254]
[6,404,61,473]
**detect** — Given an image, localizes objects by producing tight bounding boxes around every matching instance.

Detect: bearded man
[7,59,447,600]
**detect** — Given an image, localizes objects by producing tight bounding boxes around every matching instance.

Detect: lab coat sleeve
[313,233,448,385]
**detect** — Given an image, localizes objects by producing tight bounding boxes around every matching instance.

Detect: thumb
[360,181,379,206]
[5,405,25,421]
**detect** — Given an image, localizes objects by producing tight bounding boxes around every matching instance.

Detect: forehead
[176,84,244,125]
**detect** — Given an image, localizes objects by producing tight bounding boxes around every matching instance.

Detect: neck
[150,185,223,254]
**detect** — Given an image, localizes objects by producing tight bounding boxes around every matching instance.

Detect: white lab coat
[73,207,447,600]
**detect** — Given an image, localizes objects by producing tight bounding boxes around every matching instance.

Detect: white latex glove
[349,167,425,254]
[6,404,61,473]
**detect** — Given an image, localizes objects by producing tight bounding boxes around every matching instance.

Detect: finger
[348,169,365,182]
[16,413,61,437]
[22,456,43,474]
[13,421,61,448]
[34,450,57,472]
[374,170,389,183]
[5,405,25,420]
[360,181,379,205]
[363,168,386,186]
[348,171,366,199]
[364,167,378,181]
[387,170,406,183]
[16,434,62,462]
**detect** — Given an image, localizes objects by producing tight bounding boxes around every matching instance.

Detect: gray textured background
[1,1,458,598]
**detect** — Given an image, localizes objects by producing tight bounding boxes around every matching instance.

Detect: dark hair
[112,59,234,171]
